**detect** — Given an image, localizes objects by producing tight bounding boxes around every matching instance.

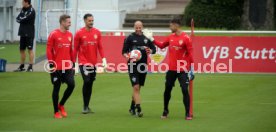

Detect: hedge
[183,0,244,29]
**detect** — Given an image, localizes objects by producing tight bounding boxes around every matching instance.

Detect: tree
[241,0,274,30]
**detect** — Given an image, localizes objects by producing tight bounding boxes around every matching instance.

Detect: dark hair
[59,14,70,24]
[83,13,93,20]
[24,0,31,5]
[170,17,182,25]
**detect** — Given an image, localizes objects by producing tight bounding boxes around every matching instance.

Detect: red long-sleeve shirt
[46,29,74,70]
[73,27,105,66]
[153,32,194,72]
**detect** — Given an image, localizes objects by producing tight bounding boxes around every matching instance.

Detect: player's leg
[84,66,96,113]
[26,37,34,72]
[14,37,26,72]
[129,71,143,117]
[133,84,142,117]
[177,72,192,120]
[129,96,136,115]
[50,71,62,118]
[135,72,147,117]
[162,70,177,118]
[80,65,96,114]
[58,69,75,117]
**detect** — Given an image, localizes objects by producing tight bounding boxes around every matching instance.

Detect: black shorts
[50,69,75,84]
[165,70,189,88]
[79,65,97,82]
[129,72,147,87]
[128,62,147,87]
[20,37,34,50]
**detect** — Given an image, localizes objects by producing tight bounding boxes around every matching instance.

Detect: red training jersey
[73,27,105,66]
[46,29,74,70]
[153,32,194,72]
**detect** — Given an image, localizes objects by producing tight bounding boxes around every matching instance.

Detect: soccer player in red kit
[46,14,75,119]
[73,13,107,114]
[143,18,195,120]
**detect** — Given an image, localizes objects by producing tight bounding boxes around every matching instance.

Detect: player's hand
[143,29,154,42]
[49,62,56,72]
[129,58,137,62]
[72,62,75,69]
[188,66,195,81]
[102,58,107,69]
[124,53,130,61]
[145,47,152,55]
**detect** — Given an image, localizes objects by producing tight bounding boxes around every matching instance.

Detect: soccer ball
[129,49,142,62]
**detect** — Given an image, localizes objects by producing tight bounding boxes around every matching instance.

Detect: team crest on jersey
[68,37,72,42]
[144,39,148,44]
[58,37,62,40]
[82,36,87,39]
[150,46,168,65]
[179,40,183,45]
[94,34,98,39]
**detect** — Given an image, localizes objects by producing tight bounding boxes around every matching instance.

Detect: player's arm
[185,35,195,80]
[97,32,105,58]
[70,33,75,63]
[146,39,156,54]
[16,10,23,23]
[73,32,80,63]
[122,36,131,60]
[143,29,169,49]
[185,35,194,64]
[16,8,35,24]
[152,37,169,49]
[97,32,107,68]
[46,32,55,69]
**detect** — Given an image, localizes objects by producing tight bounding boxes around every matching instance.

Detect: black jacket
[122,32,156,63]
[16,5,36,38]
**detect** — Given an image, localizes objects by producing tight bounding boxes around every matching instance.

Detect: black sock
[130,100,135,110]
[19,64,24,69]
[28,64,33,68]
[136,104,141,112]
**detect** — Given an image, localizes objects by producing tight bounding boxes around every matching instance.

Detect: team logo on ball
[129,49,142,62]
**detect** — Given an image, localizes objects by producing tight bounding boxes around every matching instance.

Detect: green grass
[0,73,276,132]
[0,43,46,63]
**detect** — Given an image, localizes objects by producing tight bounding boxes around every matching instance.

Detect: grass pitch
[0,73,276,132]
[0,43,46,63]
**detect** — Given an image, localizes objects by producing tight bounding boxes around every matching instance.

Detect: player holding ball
[122,21,156,117]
